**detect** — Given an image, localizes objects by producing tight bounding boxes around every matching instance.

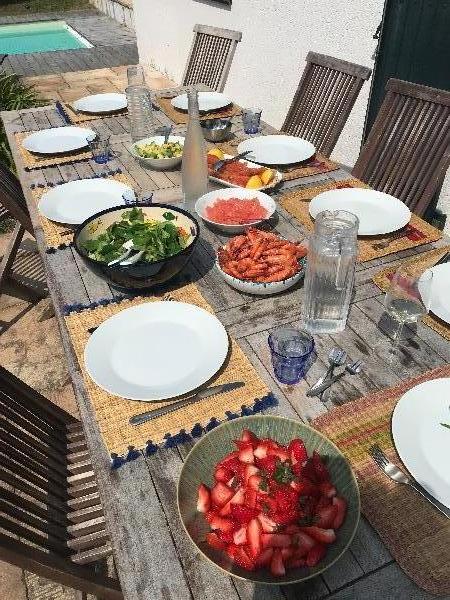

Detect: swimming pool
[0,21,92,55]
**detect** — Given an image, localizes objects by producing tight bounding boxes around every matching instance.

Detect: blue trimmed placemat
[63,284,277,467]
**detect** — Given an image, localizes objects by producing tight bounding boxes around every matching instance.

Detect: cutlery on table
[129,381,245,425]
[369,444,450,519]
[213,150,253,173]
[119,249,144,266]
[434,251,450,266]
[107,240,135,266]
[372,228,410,250]
[163,125,172,143]
[308,347,347,394]
[306,359,364,397]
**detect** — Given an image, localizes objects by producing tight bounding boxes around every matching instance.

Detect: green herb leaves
[273,461,294,485]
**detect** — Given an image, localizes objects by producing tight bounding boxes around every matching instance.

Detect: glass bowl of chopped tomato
[177,415,360,584]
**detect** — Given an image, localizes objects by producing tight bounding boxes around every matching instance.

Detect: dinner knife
[129,381,245,426]
[434,251,450,266]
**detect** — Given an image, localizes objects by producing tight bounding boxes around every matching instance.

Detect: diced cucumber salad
[134,141,183,159]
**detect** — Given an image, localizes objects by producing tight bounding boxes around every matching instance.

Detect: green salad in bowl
[135,140,183,159]
[130,135,185,170]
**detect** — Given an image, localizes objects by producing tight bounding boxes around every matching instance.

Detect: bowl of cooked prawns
[216,228,307,296]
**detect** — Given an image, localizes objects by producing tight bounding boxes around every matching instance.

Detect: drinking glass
[268,327,315,384]
[127,65,145,87]
[86,133,110,164]
[122,190,153,206]
[126,85,154,142]
[242,108,262,134]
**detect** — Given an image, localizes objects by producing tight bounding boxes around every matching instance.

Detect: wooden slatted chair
[352,79,450,217]
[182,24,242,92]
[282,51,372,156]
[0,365,122,600]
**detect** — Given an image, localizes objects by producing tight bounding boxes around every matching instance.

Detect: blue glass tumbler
[268,327,315,384]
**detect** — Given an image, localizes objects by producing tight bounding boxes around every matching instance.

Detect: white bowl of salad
[129,135,185,170]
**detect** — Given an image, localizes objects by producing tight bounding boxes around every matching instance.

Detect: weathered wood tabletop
[3,90,449,600]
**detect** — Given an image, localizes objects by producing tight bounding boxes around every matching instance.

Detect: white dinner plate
[392,378,450,509]
[237,135,315,165]
[38,178,133,225]
[309,188,411,236]
[418,263,450,325]
[72,93,127,114]
[84,301,229,401]
[171,91,232,112]
[22,126,96,154]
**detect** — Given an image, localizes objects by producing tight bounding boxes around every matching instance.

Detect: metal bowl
[200,118,232,142]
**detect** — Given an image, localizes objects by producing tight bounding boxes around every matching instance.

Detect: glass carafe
[302,210,359,333]
[126,85,154,142]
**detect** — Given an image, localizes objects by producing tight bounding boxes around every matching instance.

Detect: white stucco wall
[133,0,450,229]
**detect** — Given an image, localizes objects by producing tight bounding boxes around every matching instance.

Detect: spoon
[307,359,365,397]
[307,348,347,396]
[163,125,172,143]
[119,249,144,266]
[107,240,135,266]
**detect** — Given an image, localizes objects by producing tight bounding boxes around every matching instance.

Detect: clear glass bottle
[181,89,208,211]
[126,85,154,142]
[302,210,359,333]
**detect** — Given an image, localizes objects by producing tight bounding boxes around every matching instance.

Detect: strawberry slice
[292,531,315,556]
[270,548,286,576]
[267,445,289,462]
[315,495,332,512]
[285,524,300,534]
[240,429,259,447]
[228,545,255,570]
[247,474,265,491]
[230,504,258,524]
[244,464,260,484]
[332,496,347,529]
[197,483,211,513]
[247,518,262,557]
[255,455,278,476]
[210,514,235,533]
[245,488,258,509]
[288,439,308,465]
[217,529,234,544]
[211,482,234,508]
[215,466,233,483]
[218,451,239,468]
[258,512,277,533]
[281,546,294,560]
[206,532,227,551]
[301,526,336,544]
[238,443,254,464]
[255,547,273,567]
[319,481,337,498]
[253,442,270,459]
[300,458,318,483]
[233,526,247,545]
[312,451,330,482]
[306,543,327,567]
[261,533,291,548]
[315,505,338,529]
[287,556,306,568]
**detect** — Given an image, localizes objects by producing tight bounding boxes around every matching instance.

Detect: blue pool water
[0,21,92,55]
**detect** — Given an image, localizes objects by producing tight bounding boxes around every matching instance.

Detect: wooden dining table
[2,86,449,600]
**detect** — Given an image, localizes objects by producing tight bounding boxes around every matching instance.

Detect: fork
[372,228,410,250]
[306,359,364,397]
[308,348,347,394]
[369,444,450,519]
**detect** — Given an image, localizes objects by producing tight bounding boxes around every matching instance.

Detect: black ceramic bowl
[74,204,199,290]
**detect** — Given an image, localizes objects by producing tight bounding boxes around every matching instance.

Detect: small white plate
[309,188,411,236]
[84,301,229,401]
[23,126,96,154]
[195,187,276,234]
[72,93,127,114]
[128,135,185,170]
[171,91,232,112]
[418,263,450,325]
[392,378,450,509]
[209,154,282,192]
[38,178,133,225]
[237,135,315,165]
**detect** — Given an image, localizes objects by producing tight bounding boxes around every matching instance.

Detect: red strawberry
[315,495,332,512]
[267,445,289,462]
[244,464,260,484]
[301,526,336,544]
[287,556,306,568]
[197,483,211,513]
[228,545,255,570]
[270,548,286,576]
[312,451,330,482]
[240,429,259,447]
[306,543,327,567]
[220,488,245,516]
[211,482,234,507]
[300,458,318,483]
[238,443,255,464]
[210,514,235,533]
[255,547,273,567]
[247,474,265,491]
[319,481,337,498]
[217,529,234,544]
[255,455,278,476]
[247,518,262,557]
[332,496,347,529]
[245,488,258,509]
[292,531,316,556]
[219,451,239,468]
[285,524,301,534]
[281,546,294,560]
[272,508,299,526]
[261,533,291,548]
[215,466,233,483]
[295,478,320,497]
[258,512,277,533]
[288,439,308,465]
[253,441,270,459]
[206,532,227,551]
[233,526,247,545]
[230,504,258,525]
[315,505,338,529]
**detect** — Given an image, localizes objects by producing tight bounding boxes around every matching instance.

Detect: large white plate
[22,127,96,154]
[418,262,450,325]
[309,188,411,236]
[38,178,133,225]
[392,378,450,509]
[72,93,127,114]
[208,154,282,192]
[237,135,315,165]
[84,301,229,401]
[171,91,232,112]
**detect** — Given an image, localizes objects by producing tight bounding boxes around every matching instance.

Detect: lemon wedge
[261,169,274,185]
[246,175,263,189]
[207,148,224,160]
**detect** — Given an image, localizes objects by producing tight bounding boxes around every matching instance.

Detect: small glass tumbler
[242,108,262,134]
[87,133,110,164]
[268,327,315,384]
[122,189,153,206]
[127,65,145,87]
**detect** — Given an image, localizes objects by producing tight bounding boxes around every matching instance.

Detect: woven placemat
[62,102,127,124]
[31,173,133,250]
[280,178,442,262]
[64,283,274,459]
[312,364,450,596]
[217,136,339,181]
[373,246,450,341]
[155,95,241,125]
[16,130,93,170]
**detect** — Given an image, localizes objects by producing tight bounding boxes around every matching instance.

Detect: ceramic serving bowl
[178,415,360,585]
[128,135,185,170]
[74,204,199,291]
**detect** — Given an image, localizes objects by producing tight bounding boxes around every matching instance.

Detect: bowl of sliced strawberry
[177,415,360,584]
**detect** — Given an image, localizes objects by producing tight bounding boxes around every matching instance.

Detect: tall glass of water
[127,65,145,87]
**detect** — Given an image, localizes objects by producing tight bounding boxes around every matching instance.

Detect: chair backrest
[282,51,372,156]
[0,366,122,599]
[0,161,33,233]
[182,24,242,92]
[352,79,450,216]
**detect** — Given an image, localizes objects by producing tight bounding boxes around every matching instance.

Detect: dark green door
[365,0,450,138]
